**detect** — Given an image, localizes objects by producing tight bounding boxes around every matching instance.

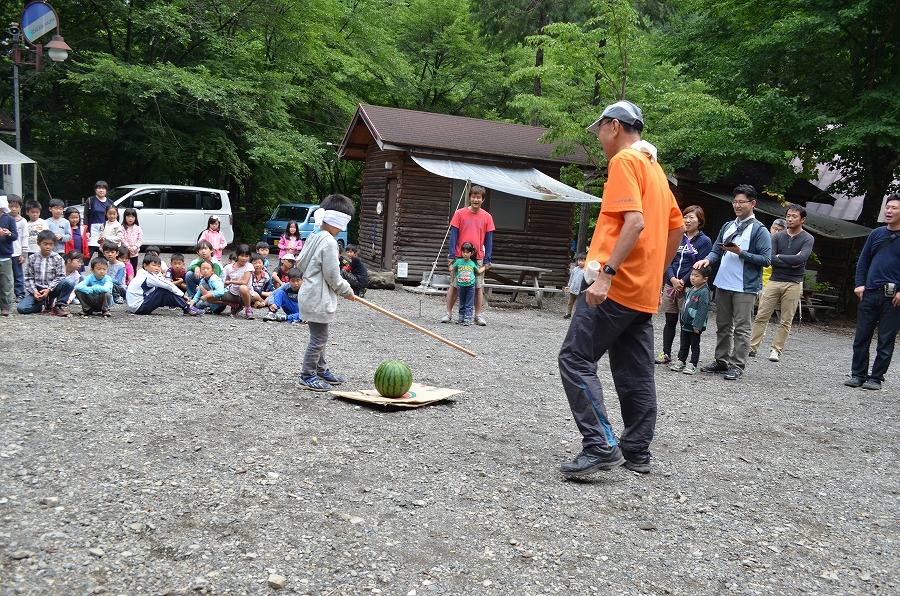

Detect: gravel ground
[0,286,897,595]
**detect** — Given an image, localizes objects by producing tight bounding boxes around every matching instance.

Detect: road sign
[21,2,59,44]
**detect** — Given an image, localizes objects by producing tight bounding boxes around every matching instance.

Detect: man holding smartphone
[693,184,772,380]
[845,194,900,390]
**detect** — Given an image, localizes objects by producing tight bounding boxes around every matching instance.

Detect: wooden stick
[353,296,477,357]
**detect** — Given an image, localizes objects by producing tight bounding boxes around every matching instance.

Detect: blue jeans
[269,288,301,322]
[11,256,24,297]
[457,284,475,321]
[17,278,76,314]
[185,271,200,298]
[851,289,900,382]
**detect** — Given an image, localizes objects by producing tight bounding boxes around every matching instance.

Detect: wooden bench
[483,283,563,308]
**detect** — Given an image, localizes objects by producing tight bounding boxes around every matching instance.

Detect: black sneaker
[843,377,864,388]
[560,445,625,476]
[700,360,728,373]
[724,365,743,380]
[620,445,651,474]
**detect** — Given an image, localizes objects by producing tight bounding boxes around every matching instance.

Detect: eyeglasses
[732,200,753,206]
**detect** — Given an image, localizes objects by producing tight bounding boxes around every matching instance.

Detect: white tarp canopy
[0,140,35,165]
[411,155,600,203]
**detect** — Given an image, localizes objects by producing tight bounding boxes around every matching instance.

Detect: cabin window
[450,179,527,231]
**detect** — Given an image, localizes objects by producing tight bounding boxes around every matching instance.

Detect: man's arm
[584,211,645,307]
[483,231,493,265]
[773,233,813,266]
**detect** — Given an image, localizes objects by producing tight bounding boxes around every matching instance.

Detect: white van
[104,185,234,248]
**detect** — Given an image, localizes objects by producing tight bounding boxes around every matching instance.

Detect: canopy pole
[418,180,471,318]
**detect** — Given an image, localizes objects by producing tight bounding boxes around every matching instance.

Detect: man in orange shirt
[558,100,684,476]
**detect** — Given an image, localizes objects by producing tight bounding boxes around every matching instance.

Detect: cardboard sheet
[330,383,461,408]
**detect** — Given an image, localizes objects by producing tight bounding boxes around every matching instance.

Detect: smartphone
[719,242,736,248]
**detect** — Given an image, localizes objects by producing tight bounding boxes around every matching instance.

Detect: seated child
[271,253,296,289]
[143,246,167,271]
[74,257,114,316]
[103,241,127,304]
[187,259,225,312]
[564,252,587,319]
[18,230,75,316]
[206,244,253,319]
[255,241,272,269]
[670,266,712,375]
[295,194,356,391]
[263,267,302,322]
[185,240,222,297]
[249,252,274,307]
[166,253,188,292]
[61,250,84,305]
[340,244,369,297]
[451,241,485,326]
[126,254,203,316]
[117,245,134,283]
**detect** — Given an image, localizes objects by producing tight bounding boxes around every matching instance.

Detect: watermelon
[374,360,413,398]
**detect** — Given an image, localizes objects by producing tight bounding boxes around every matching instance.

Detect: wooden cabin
[337,104,597,287]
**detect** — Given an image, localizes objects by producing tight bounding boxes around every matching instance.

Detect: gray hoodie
[295,231,352,323]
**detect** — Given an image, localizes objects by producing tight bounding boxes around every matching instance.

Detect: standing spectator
[564,252,587,320]
[8,195,27,299]
[749,205,814,362]
[558,100,684,476]
[198,216,228,261]
[694,185,771,381]
[0,194,18,316]
[844,194,900,391]
[84,180,111,259]
[655,205,712,364]
[24,200,46,256]
[64,206,89,260]
[440,185,495,326]
[278,220,304,258]
[46,199,72,255]
[121,208,143,272]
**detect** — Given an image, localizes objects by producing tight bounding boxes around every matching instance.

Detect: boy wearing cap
[558,100,684,476]
[294,194,356,392]
[271,253,296,289]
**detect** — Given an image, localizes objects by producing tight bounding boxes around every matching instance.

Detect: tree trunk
[576,203,590,254]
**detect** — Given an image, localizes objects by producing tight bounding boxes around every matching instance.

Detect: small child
[118,245,134,284]
[24,200,47,256]
[61,250,84,305]
[74,257,114,316]
[670,266,712,375]
[126,254,203,316]
[451,242,485,326]
[46,198,72,255]
[295,194,356,391]
[63,206,89,266]
[271,253,297,289]
[564,252,587,319]
[98,204,124,248]
[185,240,221,296]
[263,267,302,323]
[210,244,253,319]
[198,215,228,261]
[278,220,303,258]
[166,253,189,292]
[9,195,27,299]
[18,230,75,316]
[0,195,18,316]
[143,246,167,271]
[121,207,143,272]
[187,259,226,312]
[340,244,369,297]
[103,242,127,304]
[255,241,272,269]
[249,252,274,306]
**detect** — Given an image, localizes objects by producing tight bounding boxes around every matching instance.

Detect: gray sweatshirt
[770,229,814,283]
[295,231,352,324]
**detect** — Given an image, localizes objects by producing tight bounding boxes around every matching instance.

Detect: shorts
[659,284,686,314]
[227,284,243,296]
[450,259,484,289]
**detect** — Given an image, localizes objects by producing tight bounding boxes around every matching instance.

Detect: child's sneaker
[263,311,278,322]
[245,307,254,320]
[297,375,333,392]
[682,364,698,375]
[440,312,452,323]
[101,309,111,317]
[52,304,70,317]
[669,360,686,372]
[230,303,242,316]
[463,318,473,326]
[320,370,345,385]
[655,353,671,364]
[114,296,124,304]
[563,313,572,319]
[183,306,204,316]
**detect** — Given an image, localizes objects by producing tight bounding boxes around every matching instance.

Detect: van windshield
[271,205,311,222]
[107,187,134,202]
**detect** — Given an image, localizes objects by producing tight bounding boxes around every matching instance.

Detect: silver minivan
[104,184,234,248]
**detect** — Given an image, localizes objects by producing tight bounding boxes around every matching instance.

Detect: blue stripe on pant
[558,293,657,452]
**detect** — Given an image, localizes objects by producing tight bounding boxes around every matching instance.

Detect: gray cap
[586,100,644,133]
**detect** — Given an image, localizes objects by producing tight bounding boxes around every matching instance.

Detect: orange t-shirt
[586,148,683,313]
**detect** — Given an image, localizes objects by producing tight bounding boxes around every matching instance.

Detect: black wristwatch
[602,264,617,276]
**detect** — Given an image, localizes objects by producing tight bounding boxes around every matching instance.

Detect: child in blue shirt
[451,242,485,326]
[187,259,226,312]
[263,268,302,322]
[74,257,114,316]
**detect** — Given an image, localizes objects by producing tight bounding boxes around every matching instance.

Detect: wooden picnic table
[483,263,561,308]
